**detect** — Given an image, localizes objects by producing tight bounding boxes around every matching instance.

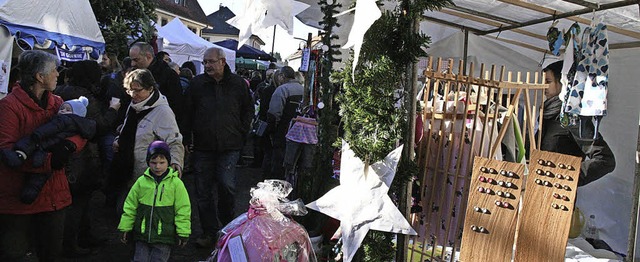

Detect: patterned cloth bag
[285,117,318,145]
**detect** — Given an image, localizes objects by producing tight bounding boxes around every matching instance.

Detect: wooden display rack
[409,57,548,262]
[460,157,525,262]
[514,150,581,262]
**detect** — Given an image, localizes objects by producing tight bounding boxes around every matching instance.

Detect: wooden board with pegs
[460,157,525,262]
[514,150,582,262]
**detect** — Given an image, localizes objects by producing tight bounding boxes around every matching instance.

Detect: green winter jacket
[118,167,191,244]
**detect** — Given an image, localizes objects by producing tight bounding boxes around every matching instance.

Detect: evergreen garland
[312,0,452,260]
[333,0,452,261]
[336,55,403,163]
[313,0,342,195]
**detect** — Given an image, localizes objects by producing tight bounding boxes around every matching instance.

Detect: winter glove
[13,135,38,155]
[20,172,51,204]
[50,139,76,170]
[0,149,26,167]
[177,236,188,248]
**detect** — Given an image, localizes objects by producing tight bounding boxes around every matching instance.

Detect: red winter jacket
[0,85,86,214]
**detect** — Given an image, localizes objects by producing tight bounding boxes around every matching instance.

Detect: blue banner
[56,46,87,62]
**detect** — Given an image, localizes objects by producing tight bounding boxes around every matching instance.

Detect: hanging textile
[565,22,610,117]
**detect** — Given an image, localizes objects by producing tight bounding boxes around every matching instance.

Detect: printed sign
[56,46,87,62]
[300,48,310,72]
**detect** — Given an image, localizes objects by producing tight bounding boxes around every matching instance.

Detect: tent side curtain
[0,19,105,55]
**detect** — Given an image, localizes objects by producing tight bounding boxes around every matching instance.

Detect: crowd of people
[0,43,310,261]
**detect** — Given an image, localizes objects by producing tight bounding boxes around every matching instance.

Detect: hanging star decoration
[227,0,310,47]
[307,141,416,262]
[341,0,381,78]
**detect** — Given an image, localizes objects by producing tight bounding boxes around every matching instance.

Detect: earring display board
[460,156,525,262]
[514,150,581,262]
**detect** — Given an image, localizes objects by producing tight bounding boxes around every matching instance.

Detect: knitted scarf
[543,96,562,120]
[110,90,159,185]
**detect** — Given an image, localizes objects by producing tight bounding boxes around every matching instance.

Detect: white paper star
[341,0,381,78]
[307,141,416,262]
[227,0,310,47]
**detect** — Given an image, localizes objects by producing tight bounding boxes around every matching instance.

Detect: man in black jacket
[540,60,615,186]
[129,42,184,130]
[183,47,253,247]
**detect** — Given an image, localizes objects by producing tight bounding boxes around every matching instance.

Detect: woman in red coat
[0,50,87,261]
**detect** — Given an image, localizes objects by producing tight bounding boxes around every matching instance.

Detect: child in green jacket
[118,141,191,262]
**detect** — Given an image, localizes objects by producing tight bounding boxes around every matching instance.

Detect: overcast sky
[197,0,318,59]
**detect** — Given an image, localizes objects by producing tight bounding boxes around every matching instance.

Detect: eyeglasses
[126,88,147,94]
[203,59,221,65]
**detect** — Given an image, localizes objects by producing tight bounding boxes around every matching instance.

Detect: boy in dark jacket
[0,96,96,203]
[118,141,191,262]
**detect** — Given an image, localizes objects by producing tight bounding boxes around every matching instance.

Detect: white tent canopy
[0,0,104,52]
[425,31,541,75]
[0,0,105,97]
[295,0,640,258]
[157,17,236,73]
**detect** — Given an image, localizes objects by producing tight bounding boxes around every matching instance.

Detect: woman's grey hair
[124,69,158,91]
[17,50,59,88]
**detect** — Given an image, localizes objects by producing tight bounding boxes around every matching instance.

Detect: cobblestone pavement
[28,165,265,262]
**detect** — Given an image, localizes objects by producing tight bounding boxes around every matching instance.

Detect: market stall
[0,0,105,97]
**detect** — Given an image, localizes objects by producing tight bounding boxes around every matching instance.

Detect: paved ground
[39,164,265,262]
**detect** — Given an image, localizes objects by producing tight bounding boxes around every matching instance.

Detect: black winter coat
[148,59,184,131]
[540,114,616,186]
[184,65,253,152]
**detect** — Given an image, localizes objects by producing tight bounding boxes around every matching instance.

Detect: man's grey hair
[131,42,154,56]
[204,47,226,60]
[17,50,59,88]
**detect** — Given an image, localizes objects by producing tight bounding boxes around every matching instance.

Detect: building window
[161,18,168,26]
[188,27,196,34]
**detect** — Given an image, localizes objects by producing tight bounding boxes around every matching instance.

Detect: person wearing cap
[0,96,95,168]
[0,50,89,261]
[0,96,96,205]
[540,60,615,186]
[118,141,191,262]
[55,59,124,256]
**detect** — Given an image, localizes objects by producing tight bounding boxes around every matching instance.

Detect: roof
[203,15,239,35]
[208,5,235,21]
[154,0,208,25]
[295,0,640,57]
[214,39,275,61]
